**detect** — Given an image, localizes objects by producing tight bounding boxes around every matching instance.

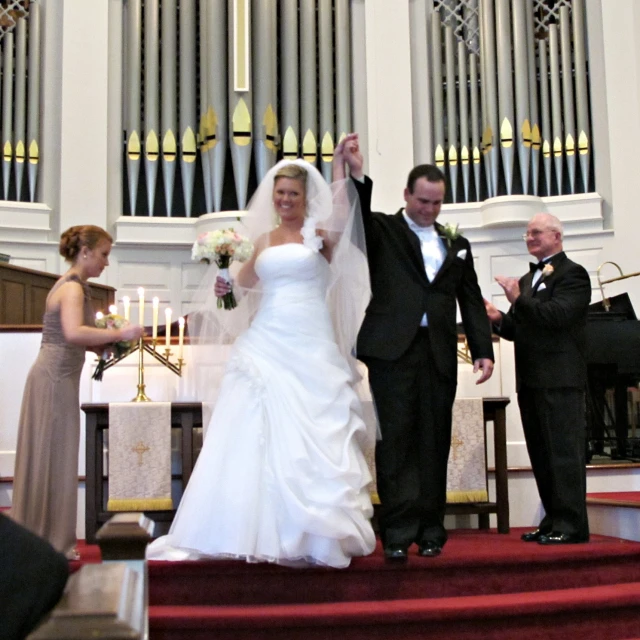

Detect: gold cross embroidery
[132,440,150,466]
[451,434,464,461]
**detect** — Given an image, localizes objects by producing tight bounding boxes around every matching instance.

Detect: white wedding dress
[147,243,376,568]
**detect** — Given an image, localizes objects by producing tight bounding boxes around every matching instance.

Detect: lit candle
[152,297,159,341]
[122,296,130,321]
[108,305,117,316]
[178,317,185,359]
[137,287,145,326]
[95,311,104,321]
[165,308,172,347]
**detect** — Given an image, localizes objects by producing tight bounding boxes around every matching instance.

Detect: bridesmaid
[10,225,144,559]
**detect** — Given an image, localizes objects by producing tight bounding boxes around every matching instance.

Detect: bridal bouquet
[92,313,137,381]
[191,229,254,310]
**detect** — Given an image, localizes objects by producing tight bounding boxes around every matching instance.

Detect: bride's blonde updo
[59,225,113,263]
[274,163,308,191]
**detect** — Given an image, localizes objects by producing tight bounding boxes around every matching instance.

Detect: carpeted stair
[145,529,640,639]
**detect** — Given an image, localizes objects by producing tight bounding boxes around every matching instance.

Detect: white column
[56,0,111,233]
[596,0,640,308]
[361,0,415,213]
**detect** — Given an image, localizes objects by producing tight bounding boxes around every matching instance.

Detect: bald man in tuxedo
[486,212,591,544]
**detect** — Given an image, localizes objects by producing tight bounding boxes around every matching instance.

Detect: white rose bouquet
[191,229,254,310]
[92,313,137,381]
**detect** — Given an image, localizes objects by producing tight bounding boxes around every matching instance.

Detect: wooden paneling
[0,263,116,327]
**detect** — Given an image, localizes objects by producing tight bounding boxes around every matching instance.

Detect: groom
[337,137,494,560]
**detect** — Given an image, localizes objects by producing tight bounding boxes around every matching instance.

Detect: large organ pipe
[481,0,498,197]
[572,0,590,192]
[458,41,471,202]
[14,18,27,200]
[469,52,481,201]
[206,0,227,212]
[430,11,445,172]
[458,41,470,203]
[228,0,252,209]
[199,0,213,213]
[496,0,514,195]
[512,0,530,194]
[280,0,299,160]
[144,0,160,215]
[300,0,317,165]
[179,0,197,216]
[548,24,563,195]
[125,0,141,216]
[445,26,458,202]
[539,39,552,196]
[161,0,177,215]
[335,0,352,148]
[27,2,41,203]
[525,0,540,195]
[319,0,334,181]
[252,0,277,182]
[559,6,575,194]
[409,0,431,165]
[2,32,13,200]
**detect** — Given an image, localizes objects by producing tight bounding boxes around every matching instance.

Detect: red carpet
[129,528,640,639]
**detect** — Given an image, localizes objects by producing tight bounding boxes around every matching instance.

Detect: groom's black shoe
[417,540,442,557]
[521,528,548,542]
[537,532,589,545]
[384,544,409,562]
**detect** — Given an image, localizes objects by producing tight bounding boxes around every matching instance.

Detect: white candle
[95,311,104,321]
[137,287,145,326]
[165,308,172,347]
[122,296,130,322]
[152,297,159,341]
[178,317,185,359]
[108,305,117,315]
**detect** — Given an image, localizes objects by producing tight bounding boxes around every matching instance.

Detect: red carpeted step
[587,492,640,507]
[148,529,640,607]
[148,581,640,640]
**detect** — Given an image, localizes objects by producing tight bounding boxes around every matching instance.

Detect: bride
[147,134,376,568]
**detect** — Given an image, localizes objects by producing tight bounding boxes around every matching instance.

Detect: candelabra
[96,337,185,403]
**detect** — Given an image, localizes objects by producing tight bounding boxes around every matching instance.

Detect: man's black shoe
[417,540,442,557]
[521,528,547,542]
[537,532,589,545]
[384,544,409,562]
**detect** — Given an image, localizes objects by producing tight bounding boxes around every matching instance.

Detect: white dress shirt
[403,211,447,326]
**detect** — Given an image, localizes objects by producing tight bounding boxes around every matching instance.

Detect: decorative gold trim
[282,126,298,158]
[126,132,140,161]
[578,130,589,155]
[28,139,39,164]
[145,130,159,161]
[232,98,252,146]
[500,118,513,148]
[233,0,250,92]
[162,129,177,162]
[302,130,316,162]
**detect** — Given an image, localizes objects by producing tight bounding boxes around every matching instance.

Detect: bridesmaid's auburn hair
[59,225,113,262]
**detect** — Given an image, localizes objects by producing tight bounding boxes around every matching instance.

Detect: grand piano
[586,292,640,460]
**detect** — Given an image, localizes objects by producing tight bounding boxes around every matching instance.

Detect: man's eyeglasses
[522,229,546,240]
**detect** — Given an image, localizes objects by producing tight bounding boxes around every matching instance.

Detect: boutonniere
[440,222,462,248]
[541,263,554,278]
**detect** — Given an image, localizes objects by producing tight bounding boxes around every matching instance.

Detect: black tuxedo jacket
[353,176,494,380]
[496,252,591,390]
